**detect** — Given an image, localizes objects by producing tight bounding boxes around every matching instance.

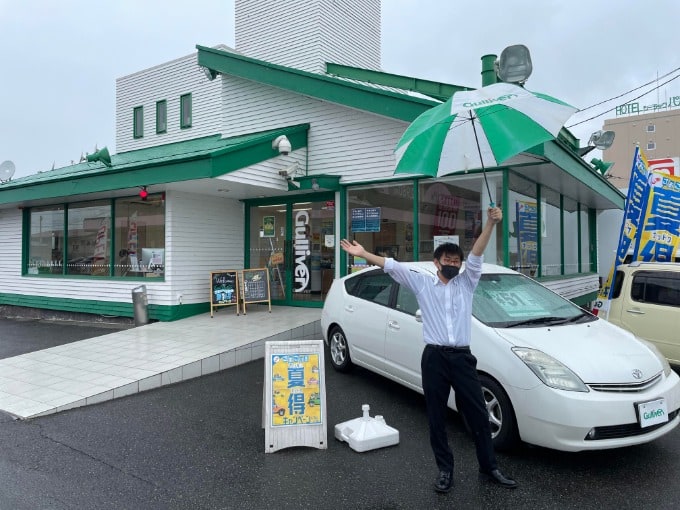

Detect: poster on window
[516,201,537,271]
[432,195,459,236]
[262,216,275,237]
[351,207,381,232]
[91,221,109,276]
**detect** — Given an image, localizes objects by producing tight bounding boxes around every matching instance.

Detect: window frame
[646,124,655,133]
[133,106,144,139]
[180,93,192,129]
[156,100,167,134]
[24,194,166,280]
[647,140,656,151]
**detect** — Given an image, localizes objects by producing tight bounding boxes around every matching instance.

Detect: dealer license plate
[637,398,669,428]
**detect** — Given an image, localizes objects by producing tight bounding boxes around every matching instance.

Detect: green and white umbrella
[394,82,577,202]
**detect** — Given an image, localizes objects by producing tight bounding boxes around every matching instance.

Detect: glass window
[508,172,537,277]
[646,124,655,133]
[347,182,415,271]
[348,271,394,307]
[66,201,111,276]
[114,194,166,277]
[180,93,192,129]
[27,195,165,279]
[133,106,143,138]
[473,273,592,327]
[632,273,680,306]
[563,197,578,275]
[647,140,656,151]
[27,206,64,275]
[419,176,480,259]
[579,206,591,273]
[395,284,419,316]
[541,188,561,276]
[156,100,167,134]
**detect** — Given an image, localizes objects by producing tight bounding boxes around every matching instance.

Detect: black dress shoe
[434,470,453,493]
[479,468,518,489]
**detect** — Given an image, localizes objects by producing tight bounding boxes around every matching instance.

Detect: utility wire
[574,66,680,114]
[567,72,680,128]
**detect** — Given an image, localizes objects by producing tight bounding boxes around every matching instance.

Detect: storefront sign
[293,210,311,292]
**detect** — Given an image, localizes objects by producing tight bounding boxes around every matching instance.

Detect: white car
[321,262,680,452]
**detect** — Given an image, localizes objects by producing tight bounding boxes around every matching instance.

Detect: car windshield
[472,273,595,328]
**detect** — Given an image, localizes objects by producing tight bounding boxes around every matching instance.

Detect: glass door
[248,195,335,306]
[291,198,336,304]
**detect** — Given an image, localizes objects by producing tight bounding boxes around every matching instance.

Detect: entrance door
[248,195,335,306]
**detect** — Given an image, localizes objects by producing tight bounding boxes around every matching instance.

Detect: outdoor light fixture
[591,158,614,176]
[311,178,320,191]
[202,66,218,81]
[578,130,616,156]
[497,44,533,84]
[139,186,149,201]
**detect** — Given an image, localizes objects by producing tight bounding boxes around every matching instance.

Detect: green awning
[0,124,309,206]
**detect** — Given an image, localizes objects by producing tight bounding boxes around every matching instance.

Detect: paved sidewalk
[0,306,321,419]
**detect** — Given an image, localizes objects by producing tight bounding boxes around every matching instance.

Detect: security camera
[272,135,292,155]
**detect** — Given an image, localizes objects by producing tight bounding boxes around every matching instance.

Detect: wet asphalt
[1,317,680,510]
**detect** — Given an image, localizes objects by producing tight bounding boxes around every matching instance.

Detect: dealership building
[0,0,624,322]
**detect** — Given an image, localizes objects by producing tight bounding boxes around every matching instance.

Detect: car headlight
[512,347,589,392]
[636,338,672,377]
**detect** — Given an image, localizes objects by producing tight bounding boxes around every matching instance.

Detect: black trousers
[421,344,497,474]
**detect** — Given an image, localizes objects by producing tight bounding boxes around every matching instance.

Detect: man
[339,206,517,494]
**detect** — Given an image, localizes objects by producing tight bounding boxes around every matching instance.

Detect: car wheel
[328,326,352,372]
[477,375,519,451]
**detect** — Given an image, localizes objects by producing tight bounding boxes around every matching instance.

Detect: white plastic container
[334,404,400,452]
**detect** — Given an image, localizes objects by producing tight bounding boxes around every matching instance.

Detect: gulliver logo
[463,93,519,108]
[643,409,665,420]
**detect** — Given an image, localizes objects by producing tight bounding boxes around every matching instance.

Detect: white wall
[115,51,223,154]
[220,76,408,183]
[166,190,244,306]
[235,0,381,73]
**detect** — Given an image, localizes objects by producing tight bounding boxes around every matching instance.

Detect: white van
[606,261,680,365]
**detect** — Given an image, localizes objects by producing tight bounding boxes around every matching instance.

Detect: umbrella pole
[470,110,495,207]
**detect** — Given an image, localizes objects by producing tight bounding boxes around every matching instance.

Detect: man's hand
[487,207,503,225]
[340,239,386,268]
[340,239,365,257]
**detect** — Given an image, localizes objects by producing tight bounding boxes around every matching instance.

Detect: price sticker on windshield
[486,290,547,317]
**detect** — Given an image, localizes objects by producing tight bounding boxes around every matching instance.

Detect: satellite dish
[0,160,16,182]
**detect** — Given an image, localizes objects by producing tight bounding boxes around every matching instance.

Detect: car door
[621,270,680,364]
[384,283,425,391]
[341,270,394,372]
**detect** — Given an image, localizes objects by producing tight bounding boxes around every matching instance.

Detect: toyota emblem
[632,369,643,379]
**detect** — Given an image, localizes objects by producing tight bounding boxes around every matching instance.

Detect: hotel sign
[616,95,680,116]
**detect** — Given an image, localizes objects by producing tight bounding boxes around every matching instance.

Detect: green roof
[197,45,440,122]
[0,124,309,205]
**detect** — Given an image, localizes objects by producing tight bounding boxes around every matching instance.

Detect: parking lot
[1,317,680,509]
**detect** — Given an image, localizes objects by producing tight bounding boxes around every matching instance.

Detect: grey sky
[2,0,680,179]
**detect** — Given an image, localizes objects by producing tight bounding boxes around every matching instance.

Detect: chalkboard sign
[241,267,271,314]
[210,270,240,317]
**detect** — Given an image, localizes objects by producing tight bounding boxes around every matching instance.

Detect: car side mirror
[415,309,422,323]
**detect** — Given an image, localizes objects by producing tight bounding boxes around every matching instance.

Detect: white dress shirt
[384,253,483,347]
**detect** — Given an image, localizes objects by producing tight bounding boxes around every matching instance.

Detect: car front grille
[584,409,680,440]
[587,372,662,392]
